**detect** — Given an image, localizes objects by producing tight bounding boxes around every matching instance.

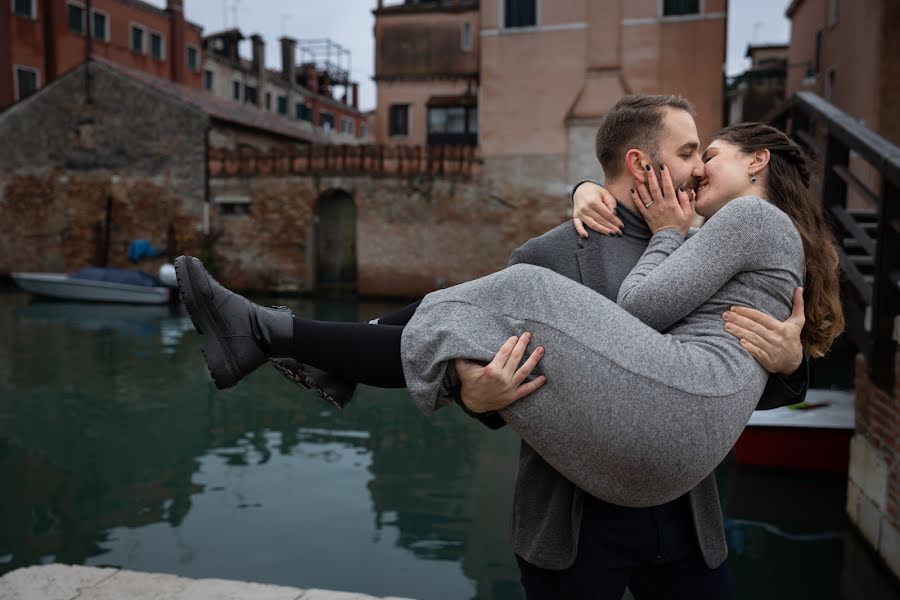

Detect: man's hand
[723,287,805,375]
[456,333,546,413]
[573,182,624,237]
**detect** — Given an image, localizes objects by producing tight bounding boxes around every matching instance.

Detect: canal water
[0,290,897,600]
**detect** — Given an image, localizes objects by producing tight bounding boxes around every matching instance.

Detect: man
[453,95,807,599]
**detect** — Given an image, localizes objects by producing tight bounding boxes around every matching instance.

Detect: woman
[175,123,843,508]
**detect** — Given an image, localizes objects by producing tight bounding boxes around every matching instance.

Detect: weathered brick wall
[0,62,208,274]
[207,173,570,295]
[847,351,900,580]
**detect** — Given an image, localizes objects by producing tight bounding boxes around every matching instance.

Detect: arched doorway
[315,189,357,292]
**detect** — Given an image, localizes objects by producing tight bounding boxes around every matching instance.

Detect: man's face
[652,108,703,192]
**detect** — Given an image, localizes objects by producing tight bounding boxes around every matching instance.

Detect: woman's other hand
[573,182,624,237]
[632,165,693,237]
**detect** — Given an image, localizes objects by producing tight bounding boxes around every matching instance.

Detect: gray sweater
[400,195,805,567]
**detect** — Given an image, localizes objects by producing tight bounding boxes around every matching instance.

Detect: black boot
[174,255,293,389]
[269,358,357,409]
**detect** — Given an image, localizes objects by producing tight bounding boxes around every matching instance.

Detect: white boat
[11,265,176,305]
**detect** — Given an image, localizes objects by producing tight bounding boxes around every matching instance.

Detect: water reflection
[0,290,896,600]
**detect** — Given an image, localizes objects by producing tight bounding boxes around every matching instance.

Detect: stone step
[0,564,415,600]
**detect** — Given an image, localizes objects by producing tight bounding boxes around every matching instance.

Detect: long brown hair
[714,122,844,358]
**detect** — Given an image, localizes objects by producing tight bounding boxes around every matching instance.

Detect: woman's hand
[573,182,624,237]
[632,165,693,237]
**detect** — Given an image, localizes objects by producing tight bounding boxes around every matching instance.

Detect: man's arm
[724,287,809,409]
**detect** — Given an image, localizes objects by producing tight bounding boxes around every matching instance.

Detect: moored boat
[11,266,176,305]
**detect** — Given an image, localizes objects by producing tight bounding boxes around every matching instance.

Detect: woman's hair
[714,122,844,358]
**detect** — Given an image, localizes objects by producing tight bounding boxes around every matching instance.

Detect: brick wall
[847,351,900,580]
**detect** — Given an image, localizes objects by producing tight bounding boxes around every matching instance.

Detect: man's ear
[749,148,770,173]
[625,149,648,183]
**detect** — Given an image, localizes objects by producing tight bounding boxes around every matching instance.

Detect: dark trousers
[516,494,732,600]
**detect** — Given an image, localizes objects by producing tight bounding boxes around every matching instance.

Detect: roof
[116,0,204,31]
[745,43,789,58]
[785,0,804,18]
[373,0,479,17]
[89,56,321,143]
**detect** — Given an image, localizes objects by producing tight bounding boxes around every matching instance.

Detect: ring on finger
[644,200,653,208]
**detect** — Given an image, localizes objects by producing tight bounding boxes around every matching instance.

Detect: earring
[750,172,758,184]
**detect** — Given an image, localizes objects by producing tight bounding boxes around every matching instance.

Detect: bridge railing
[208,144,480,179]
[771,91,900,391]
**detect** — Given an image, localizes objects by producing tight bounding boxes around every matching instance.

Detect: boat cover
[70,267,161,287]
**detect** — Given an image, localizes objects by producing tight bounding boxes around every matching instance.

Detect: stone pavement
[0,564,415,600]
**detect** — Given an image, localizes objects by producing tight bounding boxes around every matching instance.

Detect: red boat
[733,390,854,473]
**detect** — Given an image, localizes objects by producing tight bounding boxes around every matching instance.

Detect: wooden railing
[208,144,480,178]
[771,91,900,391]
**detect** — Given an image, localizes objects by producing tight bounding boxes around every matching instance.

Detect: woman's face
[694,139,757,218]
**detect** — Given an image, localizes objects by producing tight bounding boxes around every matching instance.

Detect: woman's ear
[625,149,648,182]
[749,148,770,173]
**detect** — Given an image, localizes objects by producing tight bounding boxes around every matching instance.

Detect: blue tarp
[127,240,164,263]
[70,267,161,287]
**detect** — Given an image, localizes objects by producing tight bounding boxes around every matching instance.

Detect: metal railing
[208,144,480,179]
[771,91,900,391]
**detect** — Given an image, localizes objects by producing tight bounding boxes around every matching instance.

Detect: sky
[145,0,793,112]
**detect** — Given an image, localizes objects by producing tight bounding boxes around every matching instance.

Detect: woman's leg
[289,318,406,388]
[371,300,422,326]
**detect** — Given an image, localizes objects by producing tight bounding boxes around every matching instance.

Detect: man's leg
[516,554,630,600]
[627,495,732,600]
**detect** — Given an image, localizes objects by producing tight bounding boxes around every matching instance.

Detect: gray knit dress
[400,196,804,508]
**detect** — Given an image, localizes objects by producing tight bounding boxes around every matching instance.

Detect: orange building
[1,0,203,111]
[374,0,726,189]
[785,0,899,146]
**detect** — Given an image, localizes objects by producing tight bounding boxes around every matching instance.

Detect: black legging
[289,300,421,388]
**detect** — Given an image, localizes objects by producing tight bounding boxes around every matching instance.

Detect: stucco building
[202,30,369,145]
[373,0,726,191]
[1,0,203,111]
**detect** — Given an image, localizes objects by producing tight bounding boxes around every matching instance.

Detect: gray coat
[402,199,808,570]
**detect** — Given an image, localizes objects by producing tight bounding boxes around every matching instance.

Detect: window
[244,85,257,106]
[91,10,108,41]
[130,24,145,53]
[13,0,35,18]
[814,29,823,74]
[296,102,312,121]
[662,0,700,16]
[828,0,840,26]
[186,46,199,71]
[320,111,335,131]
[265,92,272,110]
[360,123,368,139]
[427,105,477,145]
[150,32,164,59]
[340,118,354,135]
[203,69,214,90]
[389,104,409,136]
[504,0,536,28]
[232,81,241,100]
[826,68,836,102]
[467,108,478,134]
[277,95,287,115]
[14,66,39,101]
[68,3,85,35]
[462,21,472,51]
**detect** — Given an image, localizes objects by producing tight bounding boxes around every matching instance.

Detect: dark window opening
[814,29,823,74]
[187,46,199,71]
[504,0,536,28]
[296,103,312,122]
[68,4,85,34]
[232,81,241,100]
[389,104,409,136]
[277,96,288,115]
[320,111,335,130]
[203,70,214,90]
[427,105,477,146]
[14,67,39,101]
[245,85,258,106]
[13,0,34,18]
[265,92,272,110]
[131,26,144,53]
[150,33,163,59]
[219,203,251,216]
[663,0,700,16]
[92,11,107,41]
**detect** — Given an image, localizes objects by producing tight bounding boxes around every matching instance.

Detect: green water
[0,290,896,600]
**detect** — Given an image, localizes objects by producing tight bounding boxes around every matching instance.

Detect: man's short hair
[595,95,696,179]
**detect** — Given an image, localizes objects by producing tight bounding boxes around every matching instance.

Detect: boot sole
[174,255,240,390]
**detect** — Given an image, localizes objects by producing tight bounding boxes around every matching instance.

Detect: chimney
[280,37,297,84]
[251,34,265,109]
[351,83,359,109]
[167,0,187,84]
